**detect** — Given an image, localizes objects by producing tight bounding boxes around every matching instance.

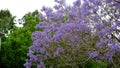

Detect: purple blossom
[54,47,64,57]
[89,51,99,58]
[27,50,34,57]
[24,60,32,68]
[80,2,90,17]
[38,47,46,54]
[68,11,76,19]
[108,44,120,51]
[37,63,45,68]
[35,21,48,29]
[96,59,101,62]
[88,0,100,5]
[61,23,75,32]
[105,0,112,3]
[96,39,109,48]
[76,22,87,31]
[93,6,99,12]
[53,31,64,42]
[35,55,43,62]
[41,6,53,13]
[29,46,35,51]
[32,31,42,40]
[54,5,61,10]
[116,21,120,26]
[95,23,104,29]
[98,26,115,36]
[73,0,81,7]
[105,52,114,62]
[54,0,65,4]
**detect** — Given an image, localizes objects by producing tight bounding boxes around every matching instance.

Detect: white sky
[0,0,75,19]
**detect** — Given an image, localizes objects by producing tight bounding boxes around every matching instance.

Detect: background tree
[1,10,42,68]
[0,9,15,33]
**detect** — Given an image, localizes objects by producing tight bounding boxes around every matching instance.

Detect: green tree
[0,9,15,33]
[1,10,42,68]
[22,10,40,27]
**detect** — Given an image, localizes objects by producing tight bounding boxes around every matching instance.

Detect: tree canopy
[24,0,120,68]
[0,9,15,33]
[1,10,42,68]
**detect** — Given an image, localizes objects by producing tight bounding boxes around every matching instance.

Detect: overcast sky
[0,0,75,19]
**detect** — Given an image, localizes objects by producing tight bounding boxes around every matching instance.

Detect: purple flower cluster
[89,51,99,58]
[25,0,120,68]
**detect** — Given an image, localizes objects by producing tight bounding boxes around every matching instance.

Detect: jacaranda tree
[24,0,120,68]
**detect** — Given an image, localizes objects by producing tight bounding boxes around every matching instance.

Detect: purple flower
[33,39,42,47]
[32,31,42,40]
[96,39,109,48]
[106,0,112,3]
[53,31,64,42]
[77,22,87,31]
[93,6,98,12]
[73,0,81,7]
[105,52,114,62]
[35,55,43,62]
[80,2,90,17]
[41,6,53,13]
[68,11,76,19]
[98,25,116,36]
[24,60,32,68]
[37,63,45,68]
[61,23,75,32]
[96,59,101,62]
[89,51,99,58]
[54,0,65,4]
[38,47,46,54]
[54,47,64,57]
[95,23,104,29]
[88,0,100,5]
[116,21,120,26]
[108,44,120,51]
[54,5,61,10]
[27,50,34,57]
[35,21,48,29]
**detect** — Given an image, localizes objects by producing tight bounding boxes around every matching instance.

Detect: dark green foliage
[0,9,15,33]
[1,10,42,68]
[1,27,32,68]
